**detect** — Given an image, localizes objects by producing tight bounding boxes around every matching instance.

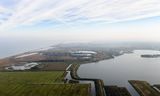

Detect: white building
[6,63,39,70]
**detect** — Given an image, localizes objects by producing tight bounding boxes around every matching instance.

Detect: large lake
[78,50,160,96]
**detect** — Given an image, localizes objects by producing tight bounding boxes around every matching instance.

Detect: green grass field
[0,71,91,96]
[0,84,90,96]
[0,71,64,84]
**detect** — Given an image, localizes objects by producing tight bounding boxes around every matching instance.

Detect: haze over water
[0,39,57,58]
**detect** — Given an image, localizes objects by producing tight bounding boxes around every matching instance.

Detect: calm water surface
[78,50,160,96]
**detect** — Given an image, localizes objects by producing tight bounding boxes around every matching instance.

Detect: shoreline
[70,64,106,96]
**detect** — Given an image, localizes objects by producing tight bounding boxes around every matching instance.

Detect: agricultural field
[34,62,70,71]
[0,71,91,96]
[0,84,91,96]
[0,71,65,84]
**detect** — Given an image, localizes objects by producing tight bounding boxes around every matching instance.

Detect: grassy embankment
[70,64,105,96]
[129,80,160,96]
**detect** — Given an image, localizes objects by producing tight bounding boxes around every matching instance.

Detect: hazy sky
[0,0,160,43]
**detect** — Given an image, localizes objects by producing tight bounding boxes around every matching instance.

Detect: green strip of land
[129,80,160,96]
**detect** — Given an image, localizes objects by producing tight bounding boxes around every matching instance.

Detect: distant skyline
[0,0,160,43]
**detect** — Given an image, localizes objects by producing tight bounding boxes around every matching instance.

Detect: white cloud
[0,0,160,30]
